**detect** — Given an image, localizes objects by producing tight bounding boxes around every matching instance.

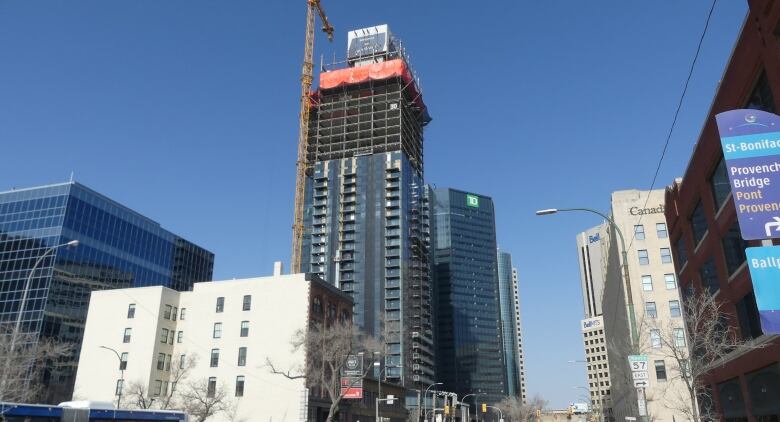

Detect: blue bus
[0,402,188,422]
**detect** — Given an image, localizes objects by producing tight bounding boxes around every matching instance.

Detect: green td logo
[466,194,479,208]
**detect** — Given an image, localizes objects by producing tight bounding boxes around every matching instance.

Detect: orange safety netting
[318,59,427,112]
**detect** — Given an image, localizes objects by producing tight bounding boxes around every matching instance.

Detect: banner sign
[716,109,780,239]
[745,246,780,334]
[340,354,364,399]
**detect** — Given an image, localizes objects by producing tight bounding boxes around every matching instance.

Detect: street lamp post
[486,405,503,422]
[536,208,639,344]
[0,239,79,400]
[101,346,124,408]
[422,382,442,422]
[569,360,603,422]
[461,393,485,422]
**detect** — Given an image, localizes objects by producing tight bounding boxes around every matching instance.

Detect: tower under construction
[300,25,435,388]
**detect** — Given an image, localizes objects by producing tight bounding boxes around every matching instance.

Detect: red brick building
[664,1,780,419]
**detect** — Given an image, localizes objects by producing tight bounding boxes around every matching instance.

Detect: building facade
[511,267,528,402]
[300,25,435,389]
[431,188,506,403]
[73,272,363,422]
[664,1,780,418]
[497,249,525,400]
[577,224,610,319]
[0,181,213,403]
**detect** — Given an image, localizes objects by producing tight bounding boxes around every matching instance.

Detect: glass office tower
[300,25,434,387]
[497,249,523,399]
[0,182,214,403]
[431,188,507,402]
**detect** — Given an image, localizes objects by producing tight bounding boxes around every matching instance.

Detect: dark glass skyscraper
[497,249,524,400]
[300,25,435,387]
[0,182,213,402]
[431,188,507,402]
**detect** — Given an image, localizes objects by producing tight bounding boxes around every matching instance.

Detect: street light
[536,207,639,344]
[486,405,503,422]
[568,360,602,422]
[101,346,124,408]
[461,393,486,422]
[422,382,442,422]
[0,239,79,400]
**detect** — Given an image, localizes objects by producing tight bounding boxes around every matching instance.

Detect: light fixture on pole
[100,345,124,408]
[422,382,442,422]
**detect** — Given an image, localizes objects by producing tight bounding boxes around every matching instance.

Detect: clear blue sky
[0,1,747,407]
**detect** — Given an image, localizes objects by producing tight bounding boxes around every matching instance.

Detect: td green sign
[466,194,479,208]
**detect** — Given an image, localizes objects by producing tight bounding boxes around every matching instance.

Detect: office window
[164,305,172,320]
[238,347,247,367]
[180,308,186,320]
[669,300,681,317]
[168,330,174,345]
[674,328,686,347]
[160,328,169,343]
[177,331,183,343]
[115,379,124,396]
[690,201,708,245]
[660,248,672,264]
[722,222,747,275]
[735,291,763,340]
[213,323,222,338]
[154,380,162,397]
[642,275,653,291]
[665,273,677,290]
[127,304,136,319]
[216,297,224,313]
[651,330,661,348]
[240,321,249,337]
[745,70,775,113]
[243,295,252,311]
[165,354,171,371]
[120,352,128,370]
[710,156,731,210]
[655,360,667,381]
[235,376,245,397]
[157,353,165,370]
[675,236,688,268]
[312,296,323,315]
[645,302,657,319]
[210,349,220,368]
[162,381,169,397]
[699,256,720,295]
[123,328,132,343]
[207,377,217,398]
[680,359,690,378]
[634,225,645,240]
[172,307,178,321]
[180,354,187,369]
[638,250,649,265]
[656,223,668,238]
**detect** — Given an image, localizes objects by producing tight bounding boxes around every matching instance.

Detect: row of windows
[211,321,251,338]
[644,300,681,318]
[637,248,672,265]
[641,274,677,291]
[634,223,667,240]
[209,347,248,367]
[649,328,686,348]
[215,295,252,313]
[205,376,245,398]
[128,303,187,320]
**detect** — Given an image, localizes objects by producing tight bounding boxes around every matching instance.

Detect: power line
[626,0,718,252]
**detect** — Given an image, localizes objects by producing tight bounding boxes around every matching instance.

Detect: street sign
[633,380,649,388]
[625,418,637,421]
[340,376,363,399]
[744,246,780,334]
[632,371,649,380]
[716,109,780,240]
[637,388,647,416]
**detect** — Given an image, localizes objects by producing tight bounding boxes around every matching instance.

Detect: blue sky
[0,1,748,407]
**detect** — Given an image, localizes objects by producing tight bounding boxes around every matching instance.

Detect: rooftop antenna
[69,172,74,183]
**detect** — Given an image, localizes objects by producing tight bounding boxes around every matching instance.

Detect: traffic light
[481,403,487,413]
[444,405,450,416]
[536,409,541,418]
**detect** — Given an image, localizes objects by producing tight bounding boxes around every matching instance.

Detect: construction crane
[291,0,334,274]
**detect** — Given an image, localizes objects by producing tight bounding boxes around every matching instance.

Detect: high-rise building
[590,189,691,421]
[577,224,609,319]
[300,25,434,388]
[664,2,780,417]
[0,181,214,403]
[511,267,527,402]
[430,188,506,402]
[497,249,525,401]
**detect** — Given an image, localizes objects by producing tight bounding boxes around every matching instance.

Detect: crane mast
[291,0,333,274]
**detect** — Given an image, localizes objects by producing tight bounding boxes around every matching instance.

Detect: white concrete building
[580,316,611,416]
[73,271,352,422]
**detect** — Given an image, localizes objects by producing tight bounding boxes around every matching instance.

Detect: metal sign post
[628,355,649,420]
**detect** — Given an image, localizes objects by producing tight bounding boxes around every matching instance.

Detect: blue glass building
[430,188,507,402]
[497,249,523,400]
[300,25,435,388]
[0,182,213,403]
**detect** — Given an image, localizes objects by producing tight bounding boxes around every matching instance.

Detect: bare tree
[124,354,197,411]
[125,381,157,409]
[179,379,233,422]
[496,394,548,422]
[0,325,74,403]
[650,291,763,422]
[266,320,381,422]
